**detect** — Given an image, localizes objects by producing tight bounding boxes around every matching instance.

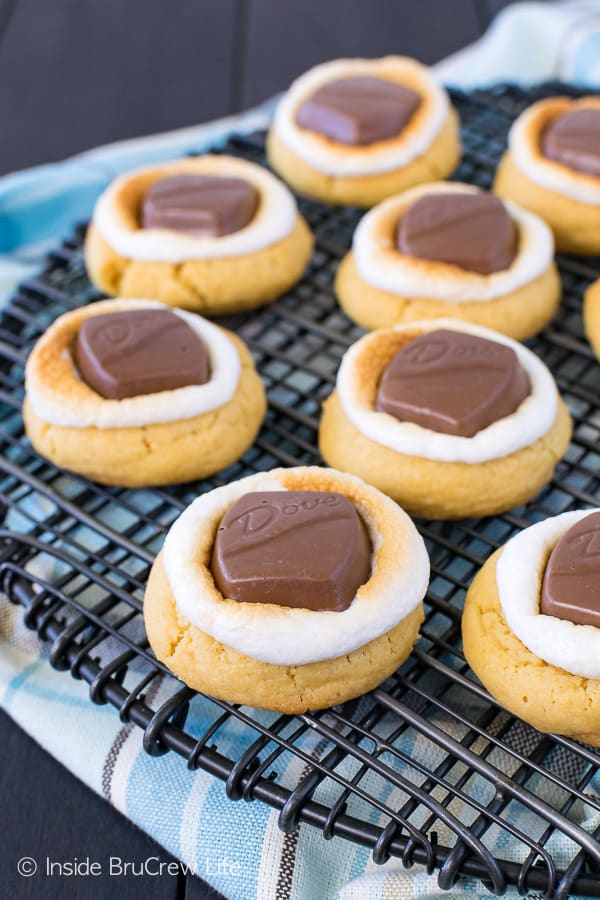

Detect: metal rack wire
[2,83,600,898]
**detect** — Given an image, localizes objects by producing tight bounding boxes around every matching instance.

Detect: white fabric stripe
[256,809,288,900]
[108,723,144,816]
[107,676,168,813]
[179,770,215,865]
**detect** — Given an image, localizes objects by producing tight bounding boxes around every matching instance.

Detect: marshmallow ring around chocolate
[319,320,572,519]
[267,57,461,207]
[85,155,313,313]
[23,299,266,487]
[494,97,600,255]
[144,467,428,712]
[463,511,600,744]
[336,182,560,338]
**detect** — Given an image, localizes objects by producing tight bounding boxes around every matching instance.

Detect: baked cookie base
[319,391,572,520]
[84,214,313,314]
[335,251,561,339]
[266,109,461,208]
[24,334,266,488]
[463,549,600,745]
[144,553,424,714]
[584,279,600,360]
[494,152,600,256]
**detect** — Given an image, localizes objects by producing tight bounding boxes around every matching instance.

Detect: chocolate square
[75,309,209,400]
[141,174,259,237]
[375,329,530,437]
[295,75,420,146]
[211,491,372,611]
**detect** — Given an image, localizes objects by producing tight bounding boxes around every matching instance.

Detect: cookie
[319,319,572,519]
[494,96,600,255]
[24,298,266,487]
[267,56,461,207]
[144,466,429,713]
[584,278,600,359]
[336,182,560,338]
[463,510,600,744]
[84,155,313,313]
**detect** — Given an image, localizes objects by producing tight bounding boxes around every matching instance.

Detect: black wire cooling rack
[2,83,600,898]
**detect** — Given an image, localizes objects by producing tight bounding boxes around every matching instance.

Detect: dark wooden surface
[0,0,519,175]
[240,0,482,107]
[0,0,237,175]
[0,709,226,900]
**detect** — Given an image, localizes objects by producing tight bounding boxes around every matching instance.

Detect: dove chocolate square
[295,75,421,146]
[541,512,600,627]
[141,174,259,237]
[396,193,517,275]
[375,329,530,437]
[210,491,372,611]
[541,109,600,178]
[75,309,210,400]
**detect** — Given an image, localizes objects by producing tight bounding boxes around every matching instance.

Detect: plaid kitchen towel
[2,2,600,898]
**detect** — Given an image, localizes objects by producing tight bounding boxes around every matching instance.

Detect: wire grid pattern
[1,84,600,898]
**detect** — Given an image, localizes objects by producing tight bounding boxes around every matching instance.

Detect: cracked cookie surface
[319,390,572,519]
[494,155,600,256]
[335,250,561,338]
[267,107,461,208]
[23,302,266,487]
[144,553,424,713]
[85,215,313,314]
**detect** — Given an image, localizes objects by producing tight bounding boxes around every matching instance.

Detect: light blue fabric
[436,0,600,88]
[2,3,600,897]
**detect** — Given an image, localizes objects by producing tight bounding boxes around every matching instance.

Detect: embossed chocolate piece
[211,491,372,611]
[397,193,517,275]
[295,76,421,146]
[540,512,600,627]
[141,174,259,237]
[375,329,530,437]
[75,309,210,400]
[541,109,600,178]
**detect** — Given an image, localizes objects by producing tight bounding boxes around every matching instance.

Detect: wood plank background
[1,710,226,899]
[0,0,517,175]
